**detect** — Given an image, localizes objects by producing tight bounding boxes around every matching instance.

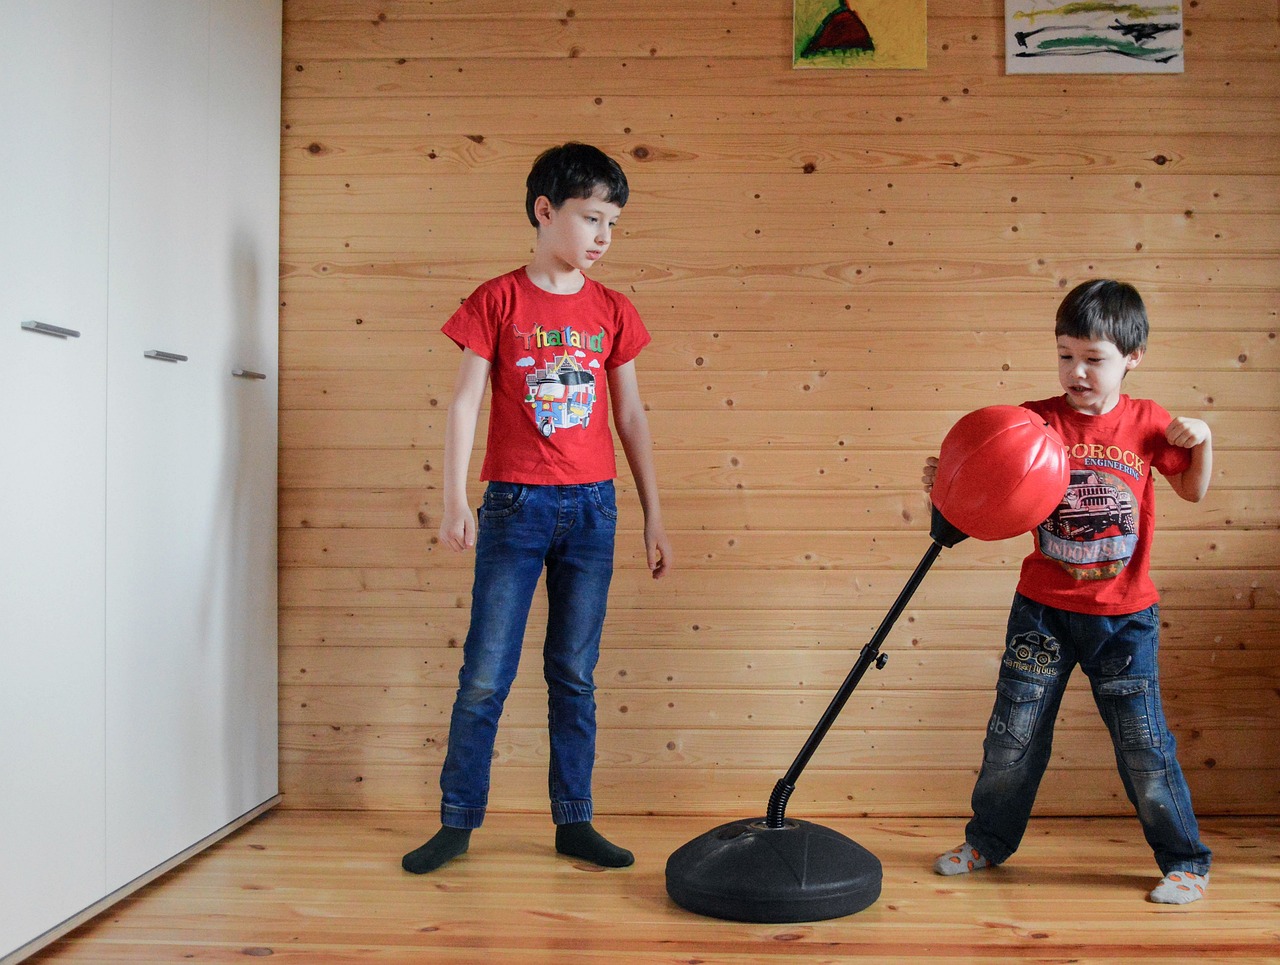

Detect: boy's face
[1056,334,1143,415]
[532,187,621,274]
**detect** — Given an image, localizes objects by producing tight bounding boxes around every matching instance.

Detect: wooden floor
[27,811,1280,963]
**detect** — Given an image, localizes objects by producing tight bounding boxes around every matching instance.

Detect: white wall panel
[0,3,281,956]
[201,0,282,825]
[0,1,111,950]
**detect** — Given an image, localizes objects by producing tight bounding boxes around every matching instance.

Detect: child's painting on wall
[794,0,927,70]
[1006,1,1184,74]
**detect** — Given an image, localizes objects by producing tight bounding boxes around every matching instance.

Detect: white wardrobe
[0,2,281,959]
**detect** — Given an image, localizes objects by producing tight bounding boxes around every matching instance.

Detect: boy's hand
[439,501,476,552]
[1164,416,1213,502]
[921,456,939,493]
[1166,416,1210,450]
[646,522,673,580]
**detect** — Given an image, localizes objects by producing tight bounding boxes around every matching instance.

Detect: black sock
[555,822,634,868]
[402,826,471,874]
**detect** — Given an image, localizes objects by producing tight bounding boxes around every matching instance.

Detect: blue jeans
[965,593,1211,876]
[439,481,617,829]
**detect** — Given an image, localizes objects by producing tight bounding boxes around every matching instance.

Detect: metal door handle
[144,350,189,362]
[232,369,267,379]
[22,320,81,339]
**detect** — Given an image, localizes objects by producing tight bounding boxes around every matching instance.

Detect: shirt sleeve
[603,290,651,369]
[441,284,499,361]
[1147,401,1194,477]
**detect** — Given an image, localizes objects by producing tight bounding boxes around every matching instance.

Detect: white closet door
[0,1,111,950]
[202,0,282,818]
[104,0,226,889]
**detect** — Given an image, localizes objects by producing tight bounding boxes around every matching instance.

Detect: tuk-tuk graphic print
[525,354,597,437]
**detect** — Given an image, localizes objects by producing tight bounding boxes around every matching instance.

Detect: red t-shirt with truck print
[1015,394,1192,616]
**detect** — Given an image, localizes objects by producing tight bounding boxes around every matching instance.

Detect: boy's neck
[523,260,585,295]
[1063,390,1123,416]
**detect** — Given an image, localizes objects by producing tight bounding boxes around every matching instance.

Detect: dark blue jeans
[439,481,617,829]
[966,593,1211,876]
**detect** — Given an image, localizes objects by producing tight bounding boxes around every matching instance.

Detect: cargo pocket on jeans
[983,677,1045,766]
[1095,677,1159,769]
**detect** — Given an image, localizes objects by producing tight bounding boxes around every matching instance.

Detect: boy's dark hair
[1055,279,1149,355]
[525,142,629,227]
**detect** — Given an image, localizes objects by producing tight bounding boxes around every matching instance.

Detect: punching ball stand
[664,405,1071,924]
[663,507,968,924]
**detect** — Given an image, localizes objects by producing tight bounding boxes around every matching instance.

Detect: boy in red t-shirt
[403,144,672,874]
[923,280,1214,903]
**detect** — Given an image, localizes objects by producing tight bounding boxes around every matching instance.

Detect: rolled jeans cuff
[551,800,593,825]
[441,803,487,830]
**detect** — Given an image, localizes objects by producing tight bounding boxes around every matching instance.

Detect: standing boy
[923,280,1214,903]
[403,143,672,874]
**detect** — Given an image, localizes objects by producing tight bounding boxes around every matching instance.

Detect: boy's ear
[1125,347,1145,370]
[533,195,555,226]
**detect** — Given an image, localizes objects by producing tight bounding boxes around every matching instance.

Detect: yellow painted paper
[794,0,928,70]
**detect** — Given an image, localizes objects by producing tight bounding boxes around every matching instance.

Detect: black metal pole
[765,537,947,828]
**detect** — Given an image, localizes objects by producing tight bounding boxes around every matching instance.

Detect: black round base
[665,818,882,923]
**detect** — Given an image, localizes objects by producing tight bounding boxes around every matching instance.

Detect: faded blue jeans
[965,593,1211,876]
[439,481,617,829]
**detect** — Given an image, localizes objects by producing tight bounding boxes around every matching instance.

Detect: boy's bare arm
[439,349,491,551]
[608,360,672,579]
[1164,416,1213,503]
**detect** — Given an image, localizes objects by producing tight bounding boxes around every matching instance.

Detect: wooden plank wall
[278,0,1280,818]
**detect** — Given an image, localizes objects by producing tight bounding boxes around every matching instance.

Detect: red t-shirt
[442,268,651,485]
[1016,395,1192,616]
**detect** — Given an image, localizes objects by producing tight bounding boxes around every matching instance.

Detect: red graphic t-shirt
[442,268,651,485]
[1016,395,1192,616]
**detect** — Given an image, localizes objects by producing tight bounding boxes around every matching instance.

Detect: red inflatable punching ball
[931,405,1069,542]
